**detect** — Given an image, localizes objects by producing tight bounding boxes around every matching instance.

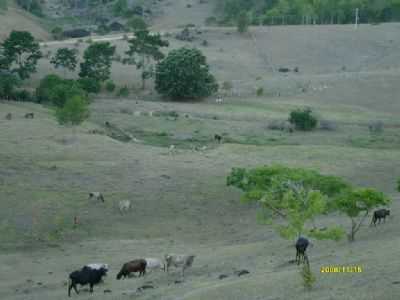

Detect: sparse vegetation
[300,263,316,291]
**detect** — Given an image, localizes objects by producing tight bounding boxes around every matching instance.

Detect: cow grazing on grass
[214,134,222,143]
[89,192,105,202]
[371,209,390,226]
[164,254,195,277]
[119,200,131,214]
[116,259,147,279]
[68,266,107,297]
[145,258,165,272]
[24,113,34,119]
[295,237,309,265]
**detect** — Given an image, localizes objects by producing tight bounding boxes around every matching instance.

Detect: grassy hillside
[1,3,400,298]
[0,5,49,41]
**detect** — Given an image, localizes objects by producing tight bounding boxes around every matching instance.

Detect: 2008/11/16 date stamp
[320,266,363,273]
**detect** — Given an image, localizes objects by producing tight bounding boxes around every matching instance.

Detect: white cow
[164,254,195,277]
[119,200,131,214]
[145,258,165,272]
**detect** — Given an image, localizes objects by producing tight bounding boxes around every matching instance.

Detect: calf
[68,266,107,297]
[89,192,105,202]
[371,209,390,226]
[119,200,131,214]
[164,254,195,277]
[116,259,147,279]
[295,237,309,265]
[214,134,222,143]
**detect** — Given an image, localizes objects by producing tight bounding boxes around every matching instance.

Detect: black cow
[214,134,222,143]
[68,266,107,297]
[371,209,390,226]
[295,237,309,265]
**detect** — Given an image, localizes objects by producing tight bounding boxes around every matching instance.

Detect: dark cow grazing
[24,113,34,119]
[371,209,390,226]
[68,266,107,297]
[214,134,222,143]
[295,237,309,265]
[5,113,12,120]
[116,259,147,279]
[278,67,290,73]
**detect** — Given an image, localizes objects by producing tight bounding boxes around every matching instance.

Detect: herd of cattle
[68,255,195,297]
[68,192,391,297]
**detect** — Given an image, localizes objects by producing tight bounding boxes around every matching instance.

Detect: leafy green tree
[125,28,169,89]
[50,48,78,77]
[333,188,391,241]
[127,16,147,32]
[77,77,101,94]
[1,30,42,80]
[0,71,20,99]
[36,74,88,107]
[113,0,128,16]
[237,11,250,33]
[56,95,89,126]
[155,47,218,100]
[227,165,348,241]
[79,42,116,82]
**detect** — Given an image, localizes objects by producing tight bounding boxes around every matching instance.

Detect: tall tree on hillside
[124,26,169,89]
[50,48,78,78]
[155,47,218,100]
[79,42,116,82]
[0,30,42,80]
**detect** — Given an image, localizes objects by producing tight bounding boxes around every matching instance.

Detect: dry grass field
[1,1,400,299]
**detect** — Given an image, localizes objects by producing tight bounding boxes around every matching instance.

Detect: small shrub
[105,80,116,92]
[289,108,318,131]
[397,178,400,192]
[85,38,93,44]
[300,263,316,291]
[368,121,384,134]
[117,85,130,97]
[256,87,264,96]
[201,39,208,46]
